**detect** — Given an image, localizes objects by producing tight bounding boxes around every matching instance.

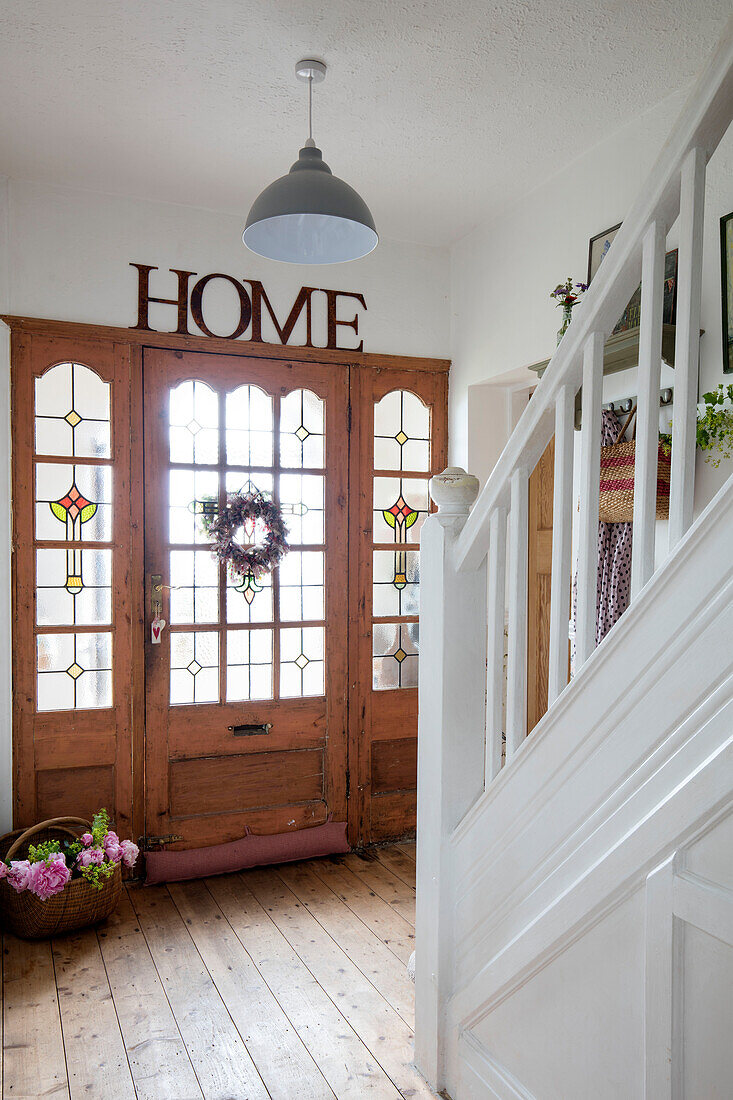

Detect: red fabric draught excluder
[144,816,349,885]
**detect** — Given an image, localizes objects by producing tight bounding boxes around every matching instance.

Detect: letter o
[190,274,252,339]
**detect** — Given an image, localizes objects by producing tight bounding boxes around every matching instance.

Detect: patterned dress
[571,409,633,669]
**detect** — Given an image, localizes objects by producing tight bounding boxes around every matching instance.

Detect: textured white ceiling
[0,1,729,247]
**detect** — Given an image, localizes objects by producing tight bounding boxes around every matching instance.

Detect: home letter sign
[130,263,367,351]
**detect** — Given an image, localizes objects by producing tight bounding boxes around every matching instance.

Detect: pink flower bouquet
[0,808,139,901]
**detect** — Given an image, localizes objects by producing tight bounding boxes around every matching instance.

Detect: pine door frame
[5,313,450,842]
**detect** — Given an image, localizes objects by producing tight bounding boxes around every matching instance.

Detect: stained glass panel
[36,548,112,626]
[372,477,429,544]
[37,631,112,711]
[169,550,219,624]
[227,629,273,701]
[226,385,273,467]
[280,626,325,698]
[35,362,111,459]
[280,389,325,469]
[374,390,430,472]
[279,551,324,622]
[170,631,219,705]
[35,463,113,542]
[169,379,219,465]
[372,549,419,617]
[169,469,218,544]
[226,566,273,624]
[280,473,324,545]
[372,622,419,690]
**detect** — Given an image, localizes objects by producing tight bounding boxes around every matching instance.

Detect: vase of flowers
[551,277,588,344]
[0,809,138,939]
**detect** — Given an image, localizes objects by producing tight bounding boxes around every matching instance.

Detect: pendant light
[243,59,378,265]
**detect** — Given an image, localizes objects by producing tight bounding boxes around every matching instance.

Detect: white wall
[450,87,733,513]
[0,179,450,829]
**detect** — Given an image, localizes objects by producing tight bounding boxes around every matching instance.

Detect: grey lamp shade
[243,145,378,264]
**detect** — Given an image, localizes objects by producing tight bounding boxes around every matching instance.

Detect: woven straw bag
[599,407,671,523]
[0,817,122,939]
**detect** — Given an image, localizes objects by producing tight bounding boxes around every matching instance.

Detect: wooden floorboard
[97,890,203,1100]
[2,934,69,1099]
[373,846,418,888]
[52,928,136,1099]
[2,854,434,1100]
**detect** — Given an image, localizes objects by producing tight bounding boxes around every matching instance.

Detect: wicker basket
[0,817,122,940]
[599,407,671,523]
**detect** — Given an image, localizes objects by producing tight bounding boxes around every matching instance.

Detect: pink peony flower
[28,857,71,900]
[80,832,93,846]
[6,860,34,893]
[0,862,8,880]
[119,839,139,869]
[77,846,105,868]
[103,831,123,862]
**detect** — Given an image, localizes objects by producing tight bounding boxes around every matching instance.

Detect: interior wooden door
[349,366,448,845]
[527,436,557,733]
[143,349,349,848]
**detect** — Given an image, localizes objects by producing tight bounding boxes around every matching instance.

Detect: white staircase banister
[454,17,733,576]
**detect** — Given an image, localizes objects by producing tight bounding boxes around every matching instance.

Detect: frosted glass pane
[373,549,420,617]
[225,472,274,497]
[226,385,273,467]
[372,622,419,690]
[169,379,219,465]
[169,550,219,624]
[374,389,430,472]
[35,363,111,460]
[279,626,325,698]
[37,631,112,711]
[226,628,273,702]
[169,469,218,545]
[36,464,112,542]
[279,551,324,623]
[280,473,324,545]
[169,630,219,705]
[36,547,112,626]
[372,477,428,544]
[227,567,273,624]
[280,389,324,469]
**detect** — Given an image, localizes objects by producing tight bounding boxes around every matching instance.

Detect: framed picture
[587,221,678,334]
[721,211,733,374]
[613,249,678,334]
[587,222,621,284]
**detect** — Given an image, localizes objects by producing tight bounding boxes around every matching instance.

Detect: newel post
[414,467,486,1090]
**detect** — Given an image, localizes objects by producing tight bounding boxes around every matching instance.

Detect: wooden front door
[9,317,448,849]
[143,349,349,847]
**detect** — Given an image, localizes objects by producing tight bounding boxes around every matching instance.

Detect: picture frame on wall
[587,222,622,285]
[721,211,733,374]
[587,222,678,334]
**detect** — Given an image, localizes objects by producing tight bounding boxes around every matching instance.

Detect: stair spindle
[485,506,507,781]
[669,146,706,547]
[631,219,667,598]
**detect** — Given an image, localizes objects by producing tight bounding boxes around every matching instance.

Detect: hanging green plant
[660,383,733,467]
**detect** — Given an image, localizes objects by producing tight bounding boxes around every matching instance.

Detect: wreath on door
[202,490,289,581]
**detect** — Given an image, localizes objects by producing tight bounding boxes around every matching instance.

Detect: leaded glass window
[165,383,327,704]
[33,362,113,712]
[371,390,430,690]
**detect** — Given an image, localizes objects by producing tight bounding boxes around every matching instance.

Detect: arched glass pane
[169,379,219,465]
[226,384,273,467]
[280,389,324,469]
[374,390,430,472]
[35,362,110,459]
